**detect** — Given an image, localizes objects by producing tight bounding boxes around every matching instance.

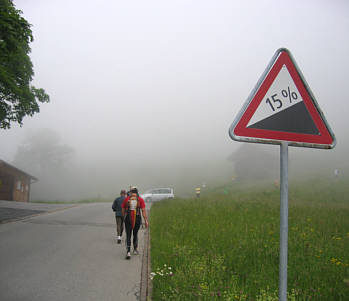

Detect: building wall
[0,164,31,202]
[0,175,14,201]
[12,177,30,202]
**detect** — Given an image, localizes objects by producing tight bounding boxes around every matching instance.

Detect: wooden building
[0,160,38,202]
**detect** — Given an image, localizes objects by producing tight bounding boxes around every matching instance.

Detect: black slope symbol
[248,102,319,135]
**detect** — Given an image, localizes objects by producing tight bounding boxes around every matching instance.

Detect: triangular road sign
[229,48,336,149]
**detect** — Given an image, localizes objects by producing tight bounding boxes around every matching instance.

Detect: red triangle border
[230,49,335,148]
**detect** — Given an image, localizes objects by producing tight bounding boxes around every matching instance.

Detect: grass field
[150,176,349,300]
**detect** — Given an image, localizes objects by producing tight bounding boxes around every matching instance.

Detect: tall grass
[150,177,349,300]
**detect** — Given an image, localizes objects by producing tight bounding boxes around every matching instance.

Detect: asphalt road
[0,202,145,301]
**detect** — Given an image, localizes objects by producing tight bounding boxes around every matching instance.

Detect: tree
[13,128,76,200]
[13,128,75,176]
[0,0,49,129]
[228,144,278,182]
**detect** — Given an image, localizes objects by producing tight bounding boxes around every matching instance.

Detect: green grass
[150,176,349,300]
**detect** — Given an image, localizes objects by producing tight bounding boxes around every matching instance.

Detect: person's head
[130,186,138,194]
[130,193,137,200]
[120,189,126,196]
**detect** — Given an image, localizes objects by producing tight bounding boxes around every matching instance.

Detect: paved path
[0,202,145,301]
[0,200,76,223]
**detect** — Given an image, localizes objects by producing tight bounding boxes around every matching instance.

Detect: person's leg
[115,216,119,236]
[120,216,124,237]
[116,217,122,236]
[116,217,123,243]
[132,215,141,253]
[124,215,132,253]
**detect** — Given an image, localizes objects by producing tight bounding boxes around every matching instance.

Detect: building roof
[0,160,38,182]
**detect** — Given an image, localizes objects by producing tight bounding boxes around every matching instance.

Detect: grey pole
[279,142,289,301]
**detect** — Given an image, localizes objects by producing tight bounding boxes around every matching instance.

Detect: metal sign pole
[279,141,289,301]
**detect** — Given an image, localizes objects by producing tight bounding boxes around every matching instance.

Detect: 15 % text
[265,86,299,112]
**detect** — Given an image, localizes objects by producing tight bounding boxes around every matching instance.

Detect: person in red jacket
[121,187,148,259]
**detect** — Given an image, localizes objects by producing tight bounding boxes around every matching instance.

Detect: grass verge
[150,177,349,300]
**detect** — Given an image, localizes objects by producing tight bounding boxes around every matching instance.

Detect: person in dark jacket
[112,189,126,243]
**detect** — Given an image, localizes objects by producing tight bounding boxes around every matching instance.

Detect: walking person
[122,187,149,259]
[112,189,126,244]
[195,187,201,198]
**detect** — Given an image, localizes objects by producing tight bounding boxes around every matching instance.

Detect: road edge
[140,219,152,300]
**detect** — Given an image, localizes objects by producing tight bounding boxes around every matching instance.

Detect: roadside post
[229,48,336,301]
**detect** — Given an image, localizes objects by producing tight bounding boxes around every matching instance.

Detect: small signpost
[229,48,336,301]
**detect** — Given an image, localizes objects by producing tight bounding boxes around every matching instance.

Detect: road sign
[228,48,336,301]
[229,48,336,149]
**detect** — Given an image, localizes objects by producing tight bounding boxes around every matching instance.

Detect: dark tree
[13,128,75,176]
[228,144,278,182]
[0,0,49,129]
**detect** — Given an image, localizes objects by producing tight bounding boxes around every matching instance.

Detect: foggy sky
[1,0,349,198]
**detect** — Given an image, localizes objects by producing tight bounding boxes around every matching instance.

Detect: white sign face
[247,64,303,127]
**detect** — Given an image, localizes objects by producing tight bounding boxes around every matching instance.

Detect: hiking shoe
[133,249,139,255]
[126,252,131,259]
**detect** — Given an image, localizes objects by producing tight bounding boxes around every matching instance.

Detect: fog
[1,0,348,200]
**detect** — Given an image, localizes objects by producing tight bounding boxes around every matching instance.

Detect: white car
[141,188,174,202]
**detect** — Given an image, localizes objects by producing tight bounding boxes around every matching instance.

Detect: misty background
[1,0,348,200]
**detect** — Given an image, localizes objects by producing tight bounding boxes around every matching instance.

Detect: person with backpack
[112,189,126,243]
[121,187,148,259]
